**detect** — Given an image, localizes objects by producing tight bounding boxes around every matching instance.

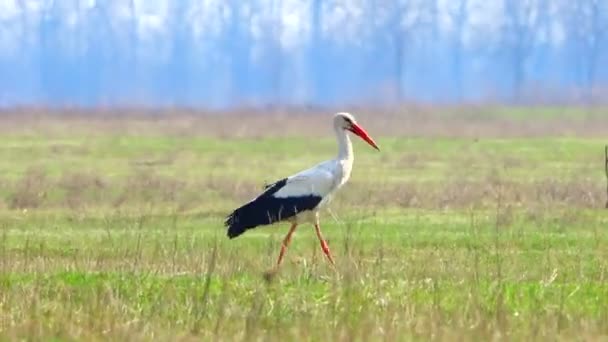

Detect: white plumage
[272,165,336,200]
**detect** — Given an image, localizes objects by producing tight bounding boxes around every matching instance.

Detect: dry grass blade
[605,145,608,208]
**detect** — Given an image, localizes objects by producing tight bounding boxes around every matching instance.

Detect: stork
[224,112,379,268]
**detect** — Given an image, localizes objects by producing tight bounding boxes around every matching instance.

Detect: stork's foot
[319,239,336,266]
[314,222,336,268]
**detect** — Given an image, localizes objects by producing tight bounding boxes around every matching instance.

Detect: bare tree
[38,0,61,102]
[448,0,468,101]
[83,1,116,104]
[564,0,607,101]
[256,0,284,104]
[385,0,421,101]
[166,1,193,103]
[9,0,36,100]
[307,0,324,103]
[117,0,138,102]
[500,0,549,102]
[222,0,253,103]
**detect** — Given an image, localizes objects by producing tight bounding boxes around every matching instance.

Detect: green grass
[0,114,607,341]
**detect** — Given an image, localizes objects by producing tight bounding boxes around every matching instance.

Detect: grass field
[0,108,607,341]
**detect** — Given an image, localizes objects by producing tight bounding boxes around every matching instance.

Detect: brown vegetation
[1,105,607,138]
[4,168,604,212]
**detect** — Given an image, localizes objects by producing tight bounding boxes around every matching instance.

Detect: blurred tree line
[0,0,606,107]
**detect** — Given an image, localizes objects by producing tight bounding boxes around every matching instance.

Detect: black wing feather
[225,178,322,239]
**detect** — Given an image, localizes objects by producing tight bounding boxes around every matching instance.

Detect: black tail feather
[225,195,322,239]
[225,212,247,239]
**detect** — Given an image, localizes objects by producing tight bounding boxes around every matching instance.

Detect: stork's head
[334,112,380,151]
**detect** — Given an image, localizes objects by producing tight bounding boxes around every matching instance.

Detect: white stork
[225,112,379,267]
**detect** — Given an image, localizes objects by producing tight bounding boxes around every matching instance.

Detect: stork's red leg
[276,223,298,267]
[314,222,335,266]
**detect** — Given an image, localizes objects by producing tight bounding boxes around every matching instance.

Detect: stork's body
[225,113,379,267]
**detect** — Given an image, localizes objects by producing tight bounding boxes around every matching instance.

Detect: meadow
[0,107,607,341]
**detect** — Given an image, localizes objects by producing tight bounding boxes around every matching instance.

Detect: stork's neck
[335,127,353,161]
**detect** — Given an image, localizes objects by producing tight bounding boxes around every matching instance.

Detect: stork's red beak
[348,123,380,151]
